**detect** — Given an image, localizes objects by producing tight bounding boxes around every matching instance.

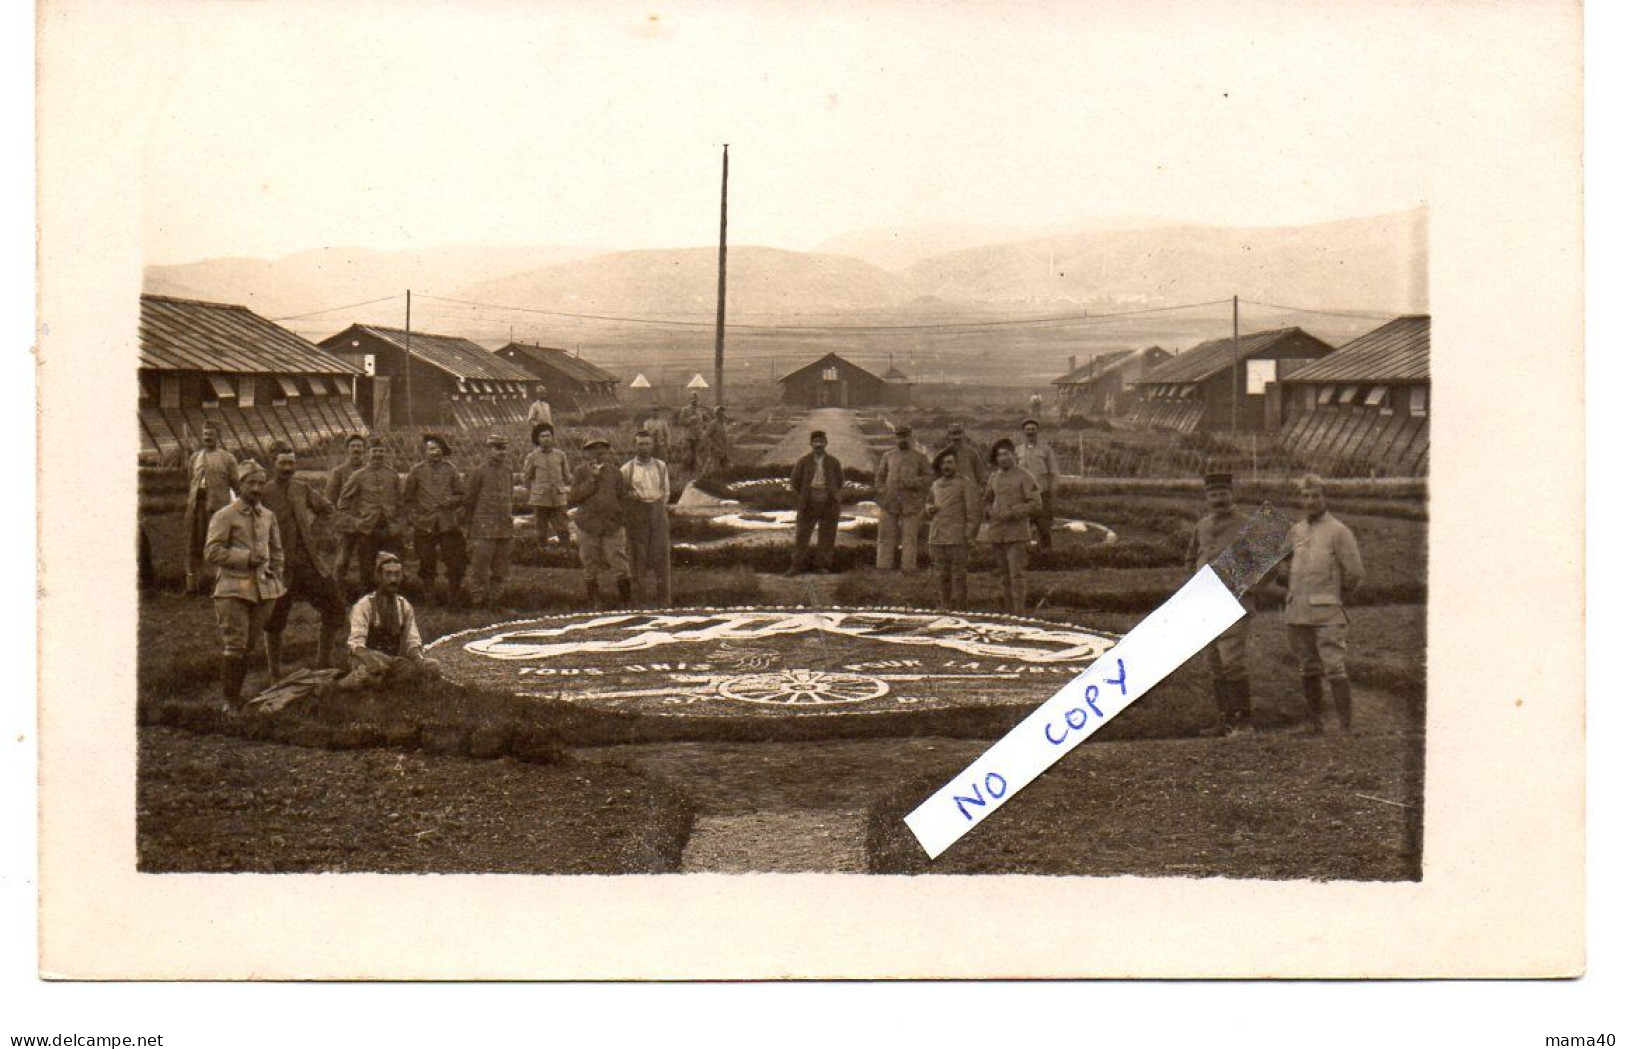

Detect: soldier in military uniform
[1187,471,1256,735]
[204,460,285,711]
[336,437,402,593]
[261,446,347,677]
[461,433,516,608]
[1277,474,1367,733]
[183,422,239,595]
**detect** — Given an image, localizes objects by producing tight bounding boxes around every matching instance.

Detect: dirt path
[759,408,877,470]
[681,811,868,872]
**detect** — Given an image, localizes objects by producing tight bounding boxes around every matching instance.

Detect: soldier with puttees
[338,552,441,691]
[460,432,516,608]
[875,424,933,572]
[984,438,1042,613]
[926,446,980,609]
[1016,416,1061,553]
[786,429,844,575]
[261,444,346,678]
[402,433,467,605]
[1277,474,1366,733]
[183,421,238,595]
[204,460,285,712]
[1188,471,1256,735]
[336,436,402,593]
[570,436,633,608]
[324,433,369,591]
[699,405,732,476]
[522,423,573,555]
[622,430,673,606]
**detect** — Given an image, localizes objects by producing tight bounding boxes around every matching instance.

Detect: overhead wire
[271,294,407,321]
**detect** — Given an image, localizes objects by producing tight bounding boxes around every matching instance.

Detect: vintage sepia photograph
[131,58,1428,881]
[35,0,1585,986]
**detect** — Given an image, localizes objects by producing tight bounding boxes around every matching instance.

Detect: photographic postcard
[36,0,1583,979]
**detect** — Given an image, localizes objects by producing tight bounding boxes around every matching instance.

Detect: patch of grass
[864,732,1423,878]
[138,726,693,873]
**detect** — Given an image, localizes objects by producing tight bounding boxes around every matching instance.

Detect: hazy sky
[120,0,1456,264]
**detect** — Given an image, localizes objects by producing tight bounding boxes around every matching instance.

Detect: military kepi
[1203,471,1234,490]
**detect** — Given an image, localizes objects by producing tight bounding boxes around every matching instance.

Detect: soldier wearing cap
[1187,471,1257,735]
[699,405,732,476]
[204,459,286,710]
[261,444,346,676]
[338,552,441,691]
[325,433,370,591]
[569,436,632,607]
[460,432,516,608]
[676,391,709,470]
[183,421,239,594]
[787,429,844,575]
[875,424,933,572]
[984,437,1042,612]
[926,446,980,609]
[522,423,573,554]
[1277,474,1366,733]
[1016,417,1061,553]
[336,436,403,592]
[403,433,467,604]
[942,422,986,492]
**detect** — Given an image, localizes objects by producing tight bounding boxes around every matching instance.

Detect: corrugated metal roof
[329,325,537,383]
[1134,328,1331,386]
[1281,316,1430,384]
[140,294,362,376]
[496,342,621,385]
[1053,347,1148,385]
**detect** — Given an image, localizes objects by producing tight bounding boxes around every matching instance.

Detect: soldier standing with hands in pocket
[1277,474,1366,733]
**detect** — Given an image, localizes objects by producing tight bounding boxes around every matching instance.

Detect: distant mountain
[902,209,1428,313]
[814,217,1187,273]
[451,246,921,316]
[813,222,1037,273]
[143,244,606,320]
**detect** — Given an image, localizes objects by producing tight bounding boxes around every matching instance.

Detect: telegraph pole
[1230,294,1239,438]
[714,144,729,408]
[404,289,414,428]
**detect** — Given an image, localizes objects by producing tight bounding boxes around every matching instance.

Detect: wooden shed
[138,294,366,461]
[493,341,621,410]
[778,353,888,408]
[318,324,539,430]
[1126,327,1336,434]
[1052,345,1174,419]
[1279,315,1430,475]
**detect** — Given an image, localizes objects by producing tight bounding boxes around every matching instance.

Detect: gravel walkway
[759,408,878,469]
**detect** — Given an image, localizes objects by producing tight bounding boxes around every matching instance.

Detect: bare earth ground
[136,406,1426,878]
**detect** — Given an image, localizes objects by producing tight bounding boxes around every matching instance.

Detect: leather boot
[1202,678,1232,736]
[1301,675,1325,735]
[1329,676,1354,732]
[316,626,336,670]
[221,656,246,712]
[1230,678,1254,733]
[616,576,633,608]
[585,579,601,609]
[264,634,285,683]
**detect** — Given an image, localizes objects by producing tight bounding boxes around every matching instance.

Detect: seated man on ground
[338,552,441,691]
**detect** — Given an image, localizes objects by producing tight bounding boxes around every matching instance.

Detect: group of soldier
[181,400,1368,735]
[782,416,1368,736]
[784,417,1062,617]
[182,414,688,712]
